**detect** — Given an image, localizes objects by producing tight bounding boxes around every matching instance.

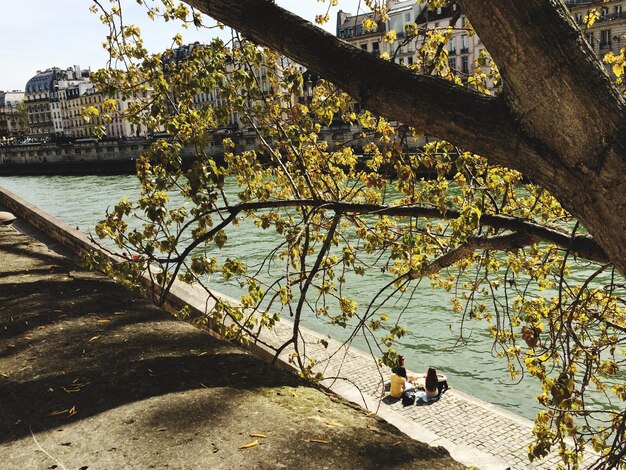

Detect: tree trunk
[185,0,626,274]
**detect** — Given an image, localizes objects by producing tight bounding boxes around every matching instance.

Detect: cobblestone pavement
[237,307,600,469]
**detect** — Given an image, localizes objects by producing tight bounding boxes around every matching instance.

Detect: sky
[0,0,363,92]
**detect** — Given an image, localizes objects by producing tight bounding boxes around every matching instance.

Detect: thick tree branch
[418,231,542,277]
[178,0,626,277]
[184,0,534,171]
[219,199,608,263]
[461,0,625,168]
[458,0,626,276]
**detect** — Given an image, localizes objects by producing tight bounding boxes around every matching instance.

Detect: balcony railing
[576,11,626,24]
[596,12,626,23]
[337,23,385,39]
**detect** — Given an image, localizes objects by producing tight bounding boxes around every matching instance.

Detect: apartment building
[567,0,626,62]
[336,9,385,56]
[24,68,62,136]
[337,0,624,90]
[23,65,150,139]
[24,66,92,137]
[0,91,27,139]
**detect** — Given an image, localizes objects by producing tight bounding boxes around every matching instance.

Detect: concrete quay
[0,187,599,469]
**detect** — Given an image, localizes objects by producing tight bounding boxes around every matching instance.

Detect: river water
[0,174,548,418]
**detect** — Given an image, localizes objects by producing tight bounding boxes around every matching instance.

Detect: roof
[336,11,385,38]
[25,69,59,94]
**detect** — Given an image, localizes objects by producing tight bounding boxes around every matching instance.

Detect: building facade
[567,0,626,65]
[22,65,149,140]
[336,9,385,56]
[24,68,62,137]
[0,91,27,140]
[337,0,624,90]
[24,66,93,138]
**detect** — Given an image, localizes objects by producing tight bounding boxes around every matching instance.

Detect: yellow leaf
[88,336,100,342]
[309,439,331,444]
[68,405,77,417]
[97,319,111,324]
[250,433,268,438]
[239,440,259,449]
[48,409,69,416]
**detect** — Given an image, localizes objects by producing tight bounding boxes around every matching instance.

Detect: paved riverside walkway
[161,269,601,470]
[248,310,578,469]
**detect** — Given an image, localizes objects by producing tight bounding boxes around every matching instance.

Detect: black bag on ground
[401,388,416,406]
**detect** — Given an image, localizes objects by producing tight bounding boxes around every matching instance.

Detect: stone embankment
[0,139,148,175]
[0,138,227,175]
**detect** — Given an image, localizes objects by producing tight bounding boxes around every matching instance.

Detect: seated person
[391,355,405,375]
[391,355,416,382]
[425,367,445,397]
[390,367,410,398]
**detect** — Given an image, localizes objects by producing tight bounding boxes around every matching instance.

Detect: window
[575,12,583,24]
[449,57,456,70]
[461,55,469,74]
[372,41,380,54]
[448,39,456,53]
[405,12,411,22]
[408,56,413,65]
[601,7,608,17]
[361,44,368,50]
[600,29,611,48]
[586,32,595,48]
[615,5,623,15]
[461,34,469,52]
